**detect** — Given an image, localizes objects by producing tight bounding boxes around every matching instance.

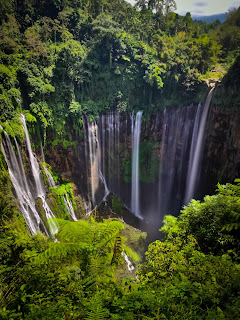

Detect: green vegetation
[0,0,240,319]
[121,150,132,183]
[139,140,159,183]
[0,177,240,319]
[49,183,77,219]
[51,138,77,151]
[111,195,123,216]
[41,162,58,185]
[0,0,239,142]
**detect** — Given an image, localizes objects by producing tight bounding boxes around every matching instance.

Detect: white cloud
[176,0,240,15]
[194,2,208,7]
[126,0,135,4]
[125,0,240,16]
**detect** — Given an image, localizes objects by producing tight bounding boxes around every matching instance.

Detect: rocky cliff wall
[40,99,240,224]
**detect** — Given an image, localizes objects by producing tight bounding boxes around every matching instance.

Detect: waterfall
[20,114,58,235]
[122,252,134,272]
[99,170,109,200]
[88,120,100,204]
[43,162,78,221]
[99,112,120,196]
[184,87,215,204]
[43,164,56,188]
[184,103,202,203]
[82,197,92,216]
[83,118,109,207]
[63,194,77,221]
[0,100,215,231]
[85,119,100,205]
[0,130,47,235]
[131,111,142,218]
[158,106,196,216]
[40,142,45,162]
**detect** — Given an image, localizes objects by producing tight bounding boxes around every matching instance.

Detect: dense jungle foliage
[0,175,240,319]
[0,0,240,140]
[0,0,240,319]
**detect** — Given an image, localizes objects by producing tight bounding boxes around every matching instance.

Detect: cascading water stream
[184,103,202,203]
[63,194,77,221]
[40,142,45,162]
[184,87,215,204]
[0,130,47,235]
[88,120,100,205]
[2,104,216,233]
[20,114,58,235]
[131,111,143,218]
[122,252,134,272]
[43,164,56,188]
[83,117,109,207]
[42,163,78,221]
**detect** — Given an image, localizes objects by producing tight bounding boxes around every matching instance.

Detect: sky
[126,0,240,16]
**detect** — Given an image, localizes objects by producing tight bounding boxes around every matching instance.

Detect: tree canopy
[0,0,239,139]
[0,179,240,319]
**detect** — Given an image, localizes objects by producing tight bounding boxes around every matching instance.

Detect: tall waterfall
[158,106,195,216]
[131,111,143,218]
[1,130,47,235]
[83,118,109,207]
[184,87,215,204]
[83,112,137,213]
[1,100,215,232]
[20,115,58,235]
[88,120,100,204]
[99,112,120,196]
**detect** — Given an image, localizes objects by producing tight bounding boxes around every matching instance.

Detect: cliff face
[46,142,89,198]
[202,106,240,196]
[41,100,240,226]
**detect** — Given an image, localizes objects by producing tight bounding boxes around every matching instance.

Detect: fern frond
[111,236,122,265]
[57,220,93,244]
[85,293,108,320]
[82,257,105,288]
[32,242,90,265]
[222,223,240,232]
[94,220,124,254]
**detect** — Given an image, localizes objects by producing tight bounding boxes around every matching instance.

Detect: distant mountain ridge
[192,13,227,23]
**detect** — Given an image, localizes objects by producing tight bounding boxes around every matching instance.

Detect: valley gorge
[2,84,240,235]
[1,1,240,318]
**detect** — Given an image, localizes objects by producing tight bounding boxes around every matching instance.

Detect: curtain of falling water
[21,114,58,235]
[184,87,215,204]
[1,130,47,235]
[131,111,143,218]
